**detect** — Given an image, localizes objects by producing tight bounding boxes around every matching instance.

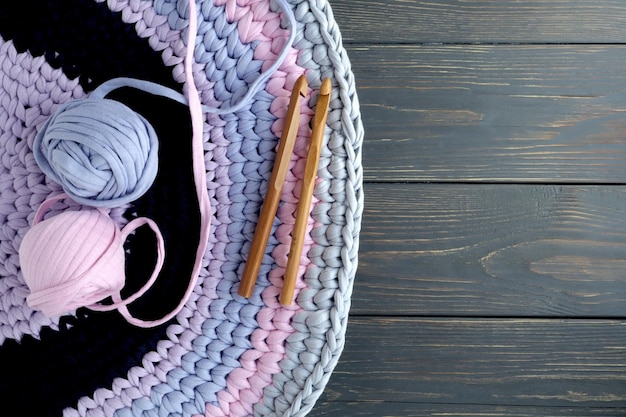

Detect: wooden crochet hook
[280,78,332,306]
[238,75,308,298]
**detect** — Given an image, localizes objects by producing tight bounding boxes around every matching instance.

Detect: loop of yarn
[33,98,159,208]
[19,194,165,321]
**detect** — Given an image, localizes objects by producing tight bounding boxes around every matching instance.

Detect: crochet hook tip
[294,74,308,97]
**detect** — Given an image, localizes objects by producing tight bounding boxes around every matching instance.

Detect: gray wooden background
[309,1,626,415]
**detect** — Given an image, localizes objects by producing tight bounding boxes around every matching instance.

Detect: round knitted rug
[0,0,363,416]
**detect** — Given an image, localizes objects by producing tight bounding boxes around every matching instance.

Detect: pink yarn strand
[119,0,211,328]
[94,217,165,313]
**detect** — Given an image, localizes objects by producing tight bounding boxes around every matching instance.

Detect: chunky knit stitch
[0,1,363,416]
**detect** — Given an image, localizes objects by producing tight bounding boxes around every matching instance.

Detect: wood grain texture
[332,0,626,44]
[310,401,626,417]
[350,45,626,182]
[317,317,626,407]
[312,1,626,416]
[354,183,626,316]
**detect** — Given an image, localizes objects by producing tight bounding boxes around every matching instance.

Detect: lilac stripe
[0,38,87,344]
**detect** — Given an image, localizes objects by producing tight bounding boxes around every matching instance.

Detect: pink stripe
[202,0,317,415]
[0,38,86,343]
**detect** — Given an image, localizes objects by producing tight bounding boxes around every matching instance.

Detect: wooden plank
[310,401,626,417]
[351,45,626,183]
[318,317,626,408]
[353,183,626,316]
[332,0,626,44]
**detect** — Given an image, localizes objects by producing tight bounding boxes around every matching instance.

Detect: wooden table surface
[309,1,626,415]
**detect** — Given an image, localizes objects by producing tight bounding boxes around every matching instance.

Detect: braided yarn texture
[0,0,363,416]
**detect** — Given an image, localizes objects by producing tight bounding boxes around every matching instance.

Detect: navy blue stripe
[0,1,200,416]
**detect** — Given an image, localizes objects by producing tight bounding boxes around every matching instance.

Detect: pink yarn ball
[18,193,166,327]
[19,207,125,317]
